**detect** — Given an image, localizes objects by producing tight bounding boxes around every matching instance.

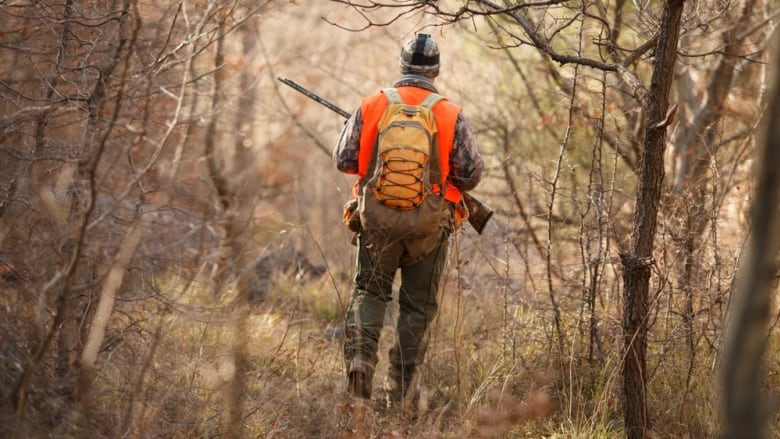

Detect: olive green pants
[343,228,449,400]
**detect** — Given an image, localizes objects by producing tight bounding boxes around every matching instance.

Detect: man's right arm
[333,107,363,175]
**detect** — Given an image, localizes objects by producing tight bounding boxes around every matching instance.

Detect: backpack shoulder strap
[382,88,403,105]
[421,92,446,194]
[364,89,400,191]
[420,92,444,110]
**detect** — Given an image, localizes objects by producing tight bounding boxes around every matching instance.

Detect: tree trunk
[79,215,143,371]
[620,1,685,437]
[205,22,253,439]
[720,26,780,439]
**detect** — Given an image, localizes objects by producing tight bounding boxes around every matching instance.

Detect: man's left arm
[449,112,484,191]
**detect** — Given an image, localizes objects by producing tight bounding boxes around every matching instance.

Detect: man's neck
[394,74,438,93]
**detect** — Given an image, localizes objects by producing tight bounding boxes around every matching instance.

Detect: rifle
[277,76,493,234]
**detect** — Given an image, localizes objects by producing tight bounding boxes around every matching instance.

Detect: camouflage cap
[399,33,440,78]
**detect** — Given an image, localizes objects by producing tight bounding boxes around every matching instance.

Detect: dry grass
[2,240,779,438]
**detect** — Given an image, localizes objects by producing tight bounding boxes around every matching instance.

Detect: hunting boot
[384,363,418,414]
[343,286,388,399]
[347,357,374,399]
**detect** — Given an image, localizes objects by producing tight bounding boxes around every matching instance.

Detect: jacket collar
[393,75,438,93]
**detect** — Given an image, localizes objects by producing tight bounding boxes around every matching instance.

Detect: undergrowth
[1,264,778,438]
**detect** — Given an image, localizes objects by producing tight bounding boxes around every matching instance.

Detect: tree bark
[720,26,780,439]
[620,1,685,437]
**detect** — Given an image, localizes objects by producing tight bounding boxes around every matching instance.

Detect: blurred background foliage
[0,0,777,437]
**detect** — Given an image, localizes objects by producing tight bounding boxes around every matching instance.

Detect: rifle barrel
[277,76,351,119]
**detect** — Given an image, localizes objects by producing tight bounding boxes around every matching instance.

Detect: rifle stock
[277,76,494,234]
[462,192,493,235]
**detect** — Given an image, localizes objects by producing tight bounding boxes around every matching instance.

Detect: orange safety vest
[354,86,463,204]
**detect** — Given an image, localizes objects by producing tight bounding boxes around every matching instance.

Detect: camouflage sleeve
[332,107,363,174]
[448,112,484,191]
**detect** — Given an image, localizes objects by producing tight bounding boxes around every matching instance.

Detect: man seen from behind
[332,33,484,411]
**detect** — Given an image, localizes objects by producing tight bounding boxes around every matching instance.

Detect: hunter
[333,33,484,409]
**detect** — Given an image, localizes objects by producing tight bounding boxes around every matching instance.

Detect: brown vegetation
[0,1,778,438]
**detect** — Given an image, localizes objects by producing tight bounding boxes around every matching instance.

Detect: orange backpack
[358,88,450,239]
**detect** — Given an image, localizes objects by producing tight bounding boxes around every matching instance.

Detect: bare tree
[720,25,780,439]
[8,0,141,415]
[619,1,685,436]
